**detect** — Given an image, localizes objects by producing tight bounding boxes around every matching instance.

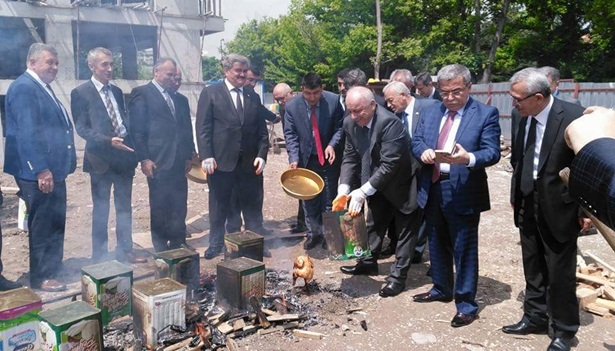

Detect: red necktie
[311,105,325,166]
[432,110,456,183]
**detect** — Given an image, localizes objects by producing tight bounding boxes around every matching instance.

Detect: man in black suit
[389,69,416,95]
[4,43,76,292]
[343,68,388,109]
[415,72,442,101]
[504,68,590,351]
[0,187,22,291]
[71,47,144,264]
[284,72,344,250]
[129,58,195,253]
[335,86,422,298]
[196,54,270,259]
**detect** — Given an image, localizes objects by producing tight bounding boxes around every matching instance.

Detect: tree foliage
[220,0,615,89]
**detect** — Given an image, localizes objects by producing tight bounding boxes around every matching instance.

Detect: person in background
[504,67,588,351]
[129,58,195,253]
[390,69,416,96]
[411,64,501,327]
[4,43,76,292]
[283,73,343,250]
[337,68,350,110]
[0,186,23,291]
[539,66,582,106]
[414,72,442,101]
[71,47,144,264]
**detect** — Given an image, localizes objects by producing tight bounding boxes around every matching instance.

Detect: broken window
[0,16,45,79]
[72,21,157,80]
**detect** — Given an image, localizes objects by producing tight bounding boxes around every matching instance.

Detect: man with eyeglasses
[411,64,501,328]
[503,68,589,351]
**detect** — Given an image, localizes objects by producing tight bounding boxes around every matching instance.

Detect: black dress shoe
[412,292,453,303]
[303,236,324,250]
[290,225,308,234]
[547,336,573,351]
[0,275,22,291]
[36,279,67,292]
[204,245,224,259]
[411,252,423,264]
[502,320,548,335]
[379,281,405,297]
[451,312,478,327]
[340,261,378,275]
[380,245,395,257]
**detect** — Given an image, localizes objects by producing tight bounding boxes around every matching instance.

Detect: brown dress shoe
[122,251,147,264]
[38,279,67,292]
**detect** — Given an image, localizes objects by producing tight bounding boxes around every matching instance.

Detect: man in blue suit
[284,72,344,250]
[411,64,501,327]
[4,43,76,292]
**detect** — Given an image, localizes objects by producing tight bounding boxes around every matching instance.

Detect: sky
[201,0,293,57]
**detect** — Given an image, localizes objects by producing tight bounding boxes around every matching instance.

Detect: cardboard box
[217,257,265,309]
[81,260,133,325]
[132,278,186,347]
[38,301,103,351]
[0,287,42,351]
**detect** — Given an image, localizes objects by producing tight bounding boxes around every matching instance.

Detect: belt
[438,173,450,181]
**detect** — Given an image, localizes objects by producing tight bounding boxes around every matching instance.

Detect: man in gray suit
[335,86,422,298]
[284,72,344,250]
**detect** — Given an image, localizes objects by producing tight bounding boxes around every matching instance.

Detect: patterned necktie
[359,126,371,185]
[311,105,325,166]
[233,87,244,123]
[103,85,121,136]
[431,110,456,183]
[163,89,176,119]
[520,117,538,195]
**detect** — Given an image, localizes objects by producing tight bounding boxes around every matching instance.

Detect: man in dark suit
[4,43,76,292]
[415,72,442,101]
[71,47,144,264]
[335,86,422,298]
[344,68,388,109]
[284,72,344,250]
[539,66,582,106]
[411,64,501,327]
[129,58,195,253]
[382,81,438,259]
[565,106,615,231]
[196,54,270,259]
[0,186,22,291]
[503,68,589,351]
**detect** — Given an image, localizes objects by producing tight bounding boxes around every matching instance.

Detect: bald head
[345,86,376,126]
[273,83,293,107]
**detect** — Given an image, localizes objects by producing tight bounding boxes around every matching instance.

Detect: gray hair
[221,54,250,70]
[343,68,368,88]
[87,47,112,66]
[154,57,177,70]
[390,69,414,85]
[437,64,471,85]
[346,86,375,106]
[414,72,433,86]
[27,43,57,63]
[510,67,551,97]
[539,66,560,82]
[273,83,291,95]
[382,81,411,96]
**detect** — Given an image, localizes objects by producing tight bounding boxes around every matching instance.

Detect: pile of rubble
[576,251,615,318]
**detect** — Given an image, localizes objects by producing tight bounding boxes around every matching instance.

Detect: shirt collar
[404,97,415,115]
[91,76,108,92]
[446,104,466,118]
[533,95,554,126]
[26,69,49,88]
[152,80,166,94]
[224,79,242,93]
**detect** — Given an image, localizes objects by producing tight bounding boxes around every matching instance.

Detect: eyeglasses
[511,93,537,105]
[439,84,469,98]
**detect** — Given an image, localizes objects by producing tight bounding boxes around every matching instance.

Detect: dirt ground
[1,128,615,351]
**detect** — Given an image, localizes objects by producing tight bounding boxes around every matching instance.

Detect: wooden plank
[596,297,615,312]
[576,287,600,308]
[577,255,587,269]
[226,337,239,351]
[217,322,233,335]
[232,319,245,331]
[267,314,302,322]
[249,296,271,328]
[576,272,615,288]
[584,302,610,317]
[586,251,615,275]
[293,330,325,339]
[602,285,615,301]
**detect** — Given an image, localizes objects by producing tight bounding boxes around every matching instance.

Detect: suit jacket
[340,105,418,214]
[404,97,440,142]
[283,90,344,167]
[510,98,585,242]
[431,89,443,101]
[173,90,196,156]
[412,97,501,215]
[4,72,76,181]
[71,80,137,174]
[195,83,269,172]
[569,138,615,231]
[128,82,194,171]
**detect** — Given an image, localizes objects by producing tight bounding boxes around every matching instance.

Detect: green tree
[202,56,222,81]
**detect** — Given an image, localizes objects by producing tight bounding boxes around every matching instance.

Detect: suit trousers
[425,179,480,316]
[225,181,266,234]
[208,159,264,247]
[146,158,188,252]
[361,192,422,284]
[518,194,579,335]
[15,178,66,287]
[303,155,337,239]
[89,169,134,258]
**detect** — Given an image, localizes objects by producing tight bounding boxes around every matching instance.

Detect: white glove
[201,158,217,175]
[254,157,266,175]
[348,188,367,216]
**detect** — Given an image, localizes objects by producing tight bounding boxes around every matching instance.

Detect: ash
[101,268,327,350]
